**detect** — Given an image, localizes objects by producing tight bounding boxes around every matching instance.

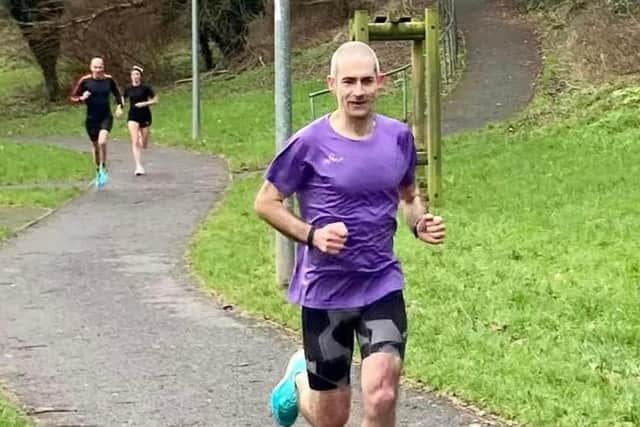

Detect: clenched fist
[312,222,348,255]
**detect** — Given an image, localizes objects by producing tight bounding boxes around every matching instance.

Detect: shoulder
[375,114,412,137]
[77,74,92,84]
[290,116,328,146]
[275,118,326,160]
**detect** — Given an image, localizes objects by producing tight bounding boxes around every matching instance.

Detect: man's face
[90,59,104,77]
[328,55,383,119]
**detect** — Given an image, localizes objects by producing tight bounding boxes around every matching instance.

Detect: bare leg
[140,126,151,150]
[98,129,109,168]
[295,371,351,427]
[360,353,402,427]
[128,121,143,173]
[91,141,101,167]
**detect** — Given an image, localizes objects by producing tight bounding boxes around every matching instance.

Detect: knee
[316,404,349,427]
[364,385,397,419]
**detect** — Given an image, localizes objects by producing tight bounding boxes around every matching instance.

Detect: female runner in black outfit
[124,65,158,176]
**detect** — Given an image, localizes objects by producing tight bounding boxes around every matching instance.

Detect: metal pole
[274,0,294,286]
[191,0,200,140]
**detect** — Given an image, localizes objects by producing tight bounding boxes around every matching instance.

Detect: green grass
[0,141,90,248]
[0,188,83,208]
[0,142,92,185]
[0,398,30,427]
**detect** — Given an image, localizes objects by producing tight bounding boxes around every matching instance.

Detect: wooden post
[352,10,370,42]
[411,38,426,193]
[425,8,442,206]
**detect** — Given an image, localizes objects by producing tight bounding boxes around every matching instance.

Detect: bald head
[90,57,105,78]
[329,41,380,78]
[90,57,103,68]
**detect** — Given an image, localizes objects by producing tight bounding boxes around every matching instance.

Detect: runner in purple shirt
[255,41,446,427]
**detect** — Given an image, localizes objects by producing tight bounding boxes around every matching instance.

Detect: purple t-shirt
[265,114,417,309]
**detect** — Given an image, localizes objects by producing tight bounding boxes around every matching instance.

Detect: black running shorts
[86,115,113,142]
[128,109,152,128]
[301,290,408,391]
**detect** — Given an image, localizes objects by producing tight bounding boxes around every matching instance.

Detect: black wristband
[412,219,420,238]
[306,226,316,248]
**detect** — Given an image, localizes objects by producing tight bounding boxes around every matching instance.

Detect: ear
[376,72,386,89]
[327,75,336,92]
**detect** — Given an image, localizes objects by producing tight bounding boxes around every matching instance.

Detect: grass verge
[0,398,30,427]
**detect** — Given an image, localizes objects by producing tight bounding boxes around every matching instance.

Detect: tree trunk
[5,0,64,101]
[25,29,61,101]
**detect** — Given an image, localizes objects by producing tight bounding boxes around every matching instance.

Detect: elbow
[253,195,267,219]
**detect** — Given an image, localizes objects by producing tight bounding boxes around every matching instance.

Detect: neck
[330,110,375,140]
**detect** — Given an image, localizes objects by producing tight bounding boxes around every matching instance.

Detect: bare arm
[254,181,348,254]
[69,77,88,103]
[109,77,124,107]
[254,181,312,244]
[399,183,445,244]
[136,95,159,107]
[399,182,428,230]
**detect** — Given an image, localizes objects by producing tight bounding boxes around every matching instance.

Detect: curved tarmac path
[0,0,539,425]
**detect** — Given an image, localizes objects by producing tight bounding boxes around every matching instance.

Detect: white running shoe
[135,165,146,176]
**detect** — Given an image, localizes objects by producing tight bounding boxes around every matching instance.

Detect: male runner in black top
[70,57,124,188]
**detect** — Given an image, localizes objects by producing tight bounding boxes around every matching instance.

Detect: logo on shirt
[323,153,344,165]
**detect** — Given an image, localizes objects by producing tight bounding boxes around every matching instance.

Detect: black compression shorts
[301,290,408,391]
[86,115,113,142]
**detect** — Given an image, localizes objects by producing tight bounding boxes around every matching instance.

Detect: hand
[415,213,446,245]
[115,105,123,118]
[312,222,348,255]
[134,102,145,108]
[81,90,91,101]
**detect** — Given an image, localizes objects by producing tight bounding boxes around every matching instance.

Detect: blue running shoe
[94,169,101,188]
[98,167,109,188]
[101,168,109,186]
[271,350,306,427]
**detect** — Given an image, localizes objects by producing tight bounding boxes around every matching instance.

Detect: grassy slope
[0,141,91,210]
